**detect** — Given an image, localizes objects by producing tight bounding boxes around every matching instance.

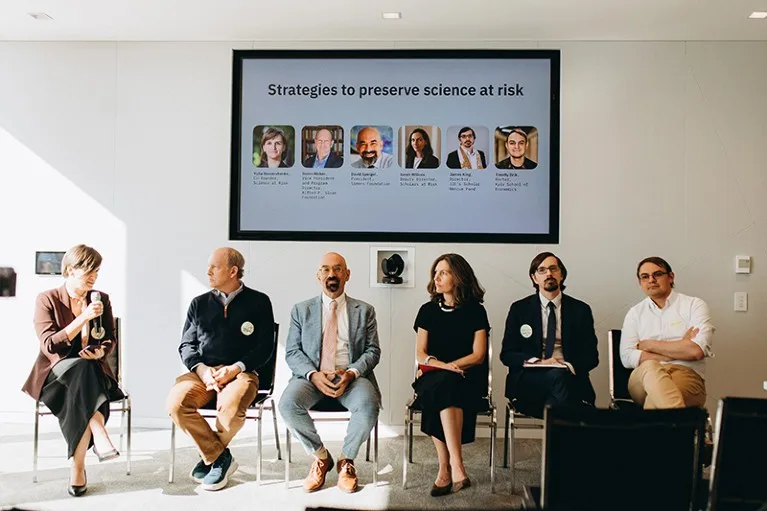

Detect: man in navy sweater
[166,247,275,491]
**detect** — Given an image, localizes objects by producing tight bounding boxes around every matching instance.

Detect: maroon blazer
[22,285,117,400]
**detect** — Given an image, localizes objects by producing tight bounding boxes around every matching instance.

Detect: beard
[360,151,379,166]
[325,277,340,293]
[543,278,559,292]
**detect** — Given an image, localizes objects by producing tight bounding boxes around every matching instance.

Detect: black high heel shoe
[93,446,120,462]
[68,470,87,497]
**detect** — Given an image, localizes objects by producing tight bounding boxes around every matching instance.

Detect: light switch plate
[734,292,748,312]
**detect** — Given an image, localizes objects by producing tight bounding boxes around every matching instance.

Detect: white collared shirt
[539,292,564,361]
[321,292,350,370]
[620,290,714,378]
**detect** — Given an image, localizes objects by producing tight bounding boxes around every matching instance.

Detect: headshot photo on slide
[350,125,394,169]
[494,126,538,170]
[301,125,344,169]
[399,126,441,169]
[445,125,489,170]
[253,125,295,168]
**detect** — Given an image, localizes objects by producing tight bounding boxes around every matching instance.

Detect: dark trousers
[506,368,588,419]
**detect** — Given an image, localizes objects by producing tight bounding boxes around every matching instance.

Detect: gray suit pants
[279,377,380,459]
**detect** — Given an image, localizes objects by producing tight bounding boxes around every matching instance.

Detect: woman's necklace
[438,298,456,312]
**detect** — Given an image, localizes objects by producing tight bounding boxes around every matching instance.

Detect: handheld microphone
[90,291,106,340]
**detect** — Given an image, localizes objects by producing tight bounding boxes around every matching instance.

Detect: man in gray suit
[279,252,381,494]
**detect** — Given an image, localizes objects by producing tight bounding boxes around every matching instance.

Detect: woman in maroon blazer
[22,244,122,497]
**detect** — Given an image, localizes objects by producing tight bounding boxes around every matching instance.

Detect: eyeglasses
[639,271,668,281]
[319,265,344,276]
[535,265,560,275]
[459,133,474,139]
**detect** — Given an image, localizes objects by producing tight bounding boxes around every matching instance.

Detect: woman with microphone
[22,244,123,497]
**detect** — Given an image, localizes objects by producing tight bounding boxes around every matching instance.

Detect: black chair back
[608,329,634,403]
[256,322,280,398]
[708,397,767,511]
[542,405,706,511]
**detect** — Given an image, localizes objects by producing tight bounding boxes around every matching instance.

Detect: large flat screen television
[230,49,560,243]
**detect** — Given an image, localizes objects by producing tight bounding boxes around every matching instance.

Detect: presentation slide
[230,50,560,243]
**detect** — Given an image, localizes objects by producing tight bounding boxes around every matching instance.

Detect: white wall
[1,41,765,428]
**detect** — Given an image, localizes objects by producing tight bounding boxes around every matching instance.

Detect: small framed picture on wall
[35,251,65,276]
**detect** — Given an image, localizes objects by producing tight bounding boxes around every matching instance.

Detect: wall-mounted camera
[0,267,17,297]
[381,254,405,284]
[370,247,415,288]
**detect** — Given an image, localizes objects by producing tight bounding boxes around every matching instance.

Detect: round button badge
[520,324,533,338]
[241,321,255,336]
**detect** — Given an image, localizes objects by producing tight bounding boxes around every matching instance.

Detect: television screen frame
[35,251,65,276]
[229,49,560,244]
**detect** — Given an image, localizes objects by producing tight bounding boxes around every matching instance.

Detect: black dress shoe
[68,471,87,497]
[430,481,452,497]
[94,446,120,462]
[452,477,471,493]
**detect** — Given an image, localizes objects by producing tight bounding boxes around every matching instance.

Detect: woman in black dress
[22,245,122,497]
[412,253,490,496]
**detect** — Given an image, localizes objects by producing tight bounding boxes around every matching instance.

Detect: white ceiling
[1,0,766,42]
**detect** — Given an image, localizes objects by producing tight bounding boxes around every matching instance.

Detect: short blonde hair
[61,244,102,277]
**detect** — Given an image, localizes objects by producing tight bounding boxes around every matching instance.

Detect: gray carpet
[0,421,542,511]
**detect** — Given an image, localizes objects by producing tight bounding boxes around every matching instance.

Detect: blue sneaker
[189,458,210,483]
[201,448,238,491]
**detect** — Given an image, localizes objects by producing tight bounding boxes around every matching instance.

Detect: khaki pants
[166,368,259,464]
[628,361,706,409]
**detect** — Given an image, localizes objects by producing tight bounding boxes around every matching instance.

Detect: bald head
[356,127,383,167]
[317,252,350,299]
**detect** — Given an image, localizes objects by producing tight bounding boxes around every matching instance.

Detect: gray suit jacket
[285,295,381,395]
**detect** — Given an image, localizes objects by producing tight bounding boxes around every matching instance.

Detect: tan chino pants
[628,360,706,409]
[166,368,259,464]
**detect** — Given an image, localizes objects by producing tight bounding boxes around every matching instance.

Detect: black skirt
[412,370,481,444]
[40,358,123,458]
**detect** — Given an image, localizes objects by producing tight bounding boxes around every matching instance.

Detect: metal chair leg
[402,406,409,489]
[33,402,40,483]
[408,410,414,463]
[509,411,516,495]
[366,435,371,462]
[271,399,282,461]
[284,428,291,489]
[490,420,496,494]
[169,422,176,483]
[257,405,263,486]
[503,404,510,468]
[126,397,132,475]
[373,422,378,486]
[120,404,126,452]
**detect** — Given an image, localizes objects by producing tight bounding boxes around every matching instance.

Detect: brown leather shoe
[303,453,334,493]
[336,458,359,493]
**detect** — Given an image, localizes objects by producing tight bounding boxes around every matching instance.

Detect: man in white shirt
[278,252,381,493]
[620,256,714,409]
